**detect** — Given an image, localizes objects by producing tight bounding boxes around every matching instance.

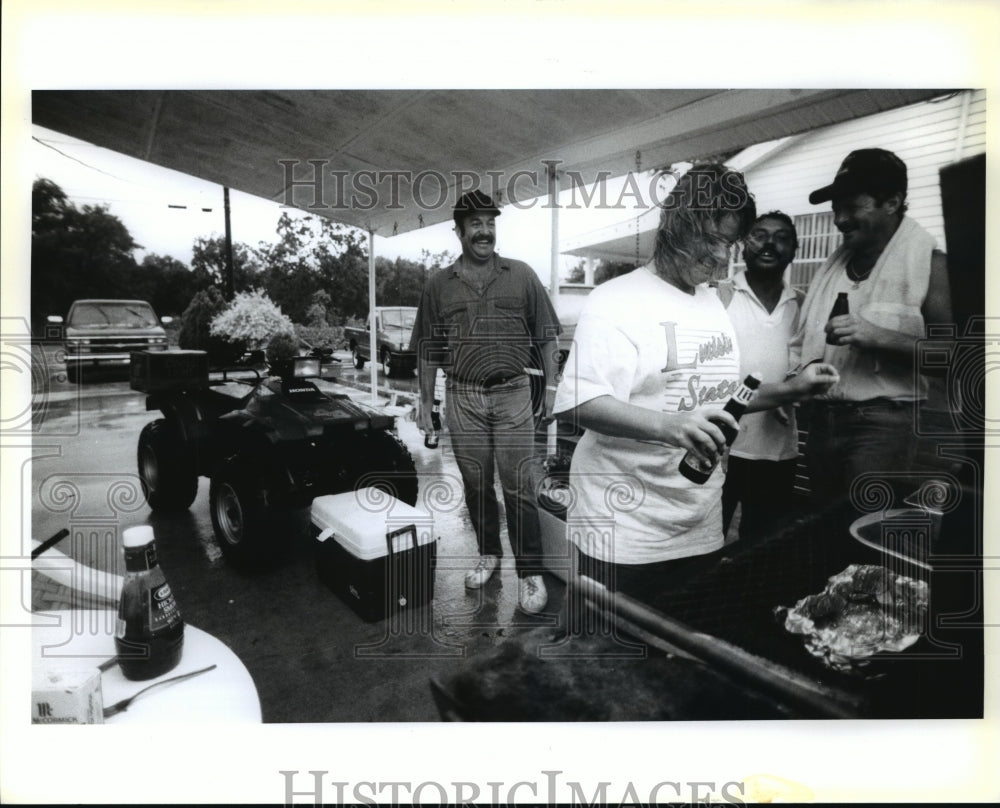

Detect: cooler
[310,489,437,622]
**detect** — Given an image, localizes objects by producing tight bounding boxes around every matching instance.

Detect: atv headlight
[292,356,321,378]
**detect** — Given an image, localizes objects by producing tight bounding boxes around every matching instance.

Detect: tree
[178,286,241,365]
[594,260,637,286]
[255,211,368,322]
[137,253,195,316]
[565,259,587,284]
[31,178,143,329]
[190,235,260,294]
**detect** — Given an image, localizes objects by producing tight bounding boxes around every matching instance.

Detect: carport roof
[32,89,945,236]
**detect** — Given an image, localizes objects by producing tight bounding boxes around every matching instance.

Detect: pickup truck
[344,306,417,378]
[48,299,172,383]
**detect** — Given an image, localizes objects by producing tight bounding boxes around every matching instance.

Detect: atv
[130,349,418,567]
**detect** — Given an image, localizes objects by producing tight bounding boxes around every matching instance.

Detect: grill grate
[642,501,979,718]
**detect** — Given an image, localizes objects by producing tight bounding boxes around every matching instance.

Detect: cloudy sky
[31,122,648,281]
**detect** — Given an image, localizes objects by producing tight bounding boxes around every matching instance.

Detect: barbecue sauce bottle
[825,292,850,345]
[115,525,185,680]
[424,398,442,449]
[678,373,761,484]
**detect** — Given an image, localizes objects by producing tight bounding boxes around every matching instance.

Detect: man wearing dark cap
[790,148,952,509]
[410,190,561,614]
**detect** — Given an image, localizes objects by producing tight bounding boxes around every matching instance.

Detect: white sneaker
[518,574,548,614]
[464,555,499,589]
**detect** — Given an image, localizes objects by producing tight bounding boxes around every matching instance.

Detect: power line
[32,135,131,182]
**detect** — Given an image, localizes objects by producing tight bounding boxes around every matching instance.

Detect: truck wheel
[381,349,394,378]
[66,364,80,384]
[357,431,419,506]
[138,419,198,511]
[352,346,365,370]
[209,461,274,567]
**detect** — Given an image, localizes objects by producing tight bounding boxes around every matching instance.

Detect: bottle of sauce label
[115,525,184,680]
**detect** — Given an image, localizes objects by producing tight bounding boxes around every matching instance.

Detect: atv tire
[209,460,275,567]
[138,419,198,511]
[356,431,419,506]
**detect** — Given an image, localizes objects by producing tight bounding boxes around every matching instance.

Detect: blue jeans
[722,456,800,541]
[805,399,919,510]
[446,375,543,577]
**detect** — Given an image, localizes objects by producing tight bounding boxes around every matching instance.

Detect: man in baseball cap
[411,187,561,615]
[790,147,953,513]
[807,148,908,205]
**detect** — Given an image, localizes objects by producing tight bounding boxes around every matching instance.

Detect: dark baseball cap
[453,189,501,223]
[808,148,908,205]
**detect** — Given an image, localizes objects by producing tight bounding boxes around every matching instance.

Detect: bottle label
[732,384,754,406]
[150,583,182,631]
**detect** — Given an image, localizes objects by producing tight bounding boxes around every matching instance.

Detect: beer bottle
[115,525,185,680]
[424,399,442,449]
[826,292,850,345]
[678,373,761,484]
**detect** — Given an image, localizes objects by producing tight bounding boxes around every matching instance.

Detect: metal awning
[32,89,945,237]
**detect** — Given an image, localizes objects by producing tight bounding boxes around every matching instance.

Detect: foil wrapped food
[778,564,929,673]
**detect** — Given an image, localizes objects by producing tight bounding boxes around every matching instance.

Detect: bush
[210,289,295,350]
[265,332,299,369]
[178,287,244,365]
[295,322,344,353]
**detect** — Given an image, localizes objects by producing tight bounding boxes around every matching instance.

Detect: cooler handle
[386,524,417,557]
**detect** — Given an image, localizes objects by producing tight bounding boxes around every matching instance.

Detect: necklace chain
[846,255,873,285]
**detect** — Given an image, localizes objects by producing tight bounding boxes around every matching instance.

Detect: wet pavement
[27,351,569,722]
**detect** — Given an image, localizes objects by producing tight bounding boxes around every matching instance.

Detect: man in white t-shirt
[719,211,805,542]
[553,165,839,603]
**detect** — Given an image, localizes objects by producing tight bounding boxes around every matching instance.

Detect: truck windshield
[69,302,159,328]
[381,309,416,329]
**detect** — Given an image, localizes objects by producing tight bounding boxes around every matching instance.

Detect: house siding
[739,90,987,254]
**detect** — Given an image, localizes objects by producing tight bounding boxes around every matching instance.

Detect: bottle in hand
[825,292,850,345]
[424,398,442,449]
[115,525,185,681]
[678,373,762,484]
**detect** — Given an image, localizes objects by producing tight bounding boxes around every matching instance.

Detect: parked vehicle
[130,349,417,567]
[49,299,171,383]
[344,306,417,378]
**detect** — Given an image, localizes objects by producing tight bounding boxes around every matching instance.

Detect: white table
[33,610,262,724]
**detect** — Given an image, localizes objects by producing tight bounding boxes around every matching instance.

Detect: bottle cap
[744,373,763,389]
[122,525,155,549]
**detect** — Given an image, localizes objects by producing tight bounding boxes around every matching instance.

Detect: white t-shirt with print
[553,266,740,565]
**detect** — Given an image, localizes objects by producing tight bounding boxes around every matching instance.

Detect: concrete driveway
[24,345,567,722]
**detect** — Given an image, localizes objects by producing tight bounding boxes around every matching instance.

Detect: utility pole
[223,186,235,301]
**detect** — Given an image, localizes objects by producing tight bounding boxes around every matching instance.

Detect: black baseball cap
[808,148,908,205]
[453,190,501,225]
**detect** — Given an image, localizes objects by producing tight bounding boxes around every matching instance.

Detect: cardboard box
[32,664,104,724]
[130,349,209,393]
[311,489,437,622]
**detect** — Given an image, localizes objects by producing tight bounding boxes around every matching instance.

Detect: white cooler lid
[310,488,435,561]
